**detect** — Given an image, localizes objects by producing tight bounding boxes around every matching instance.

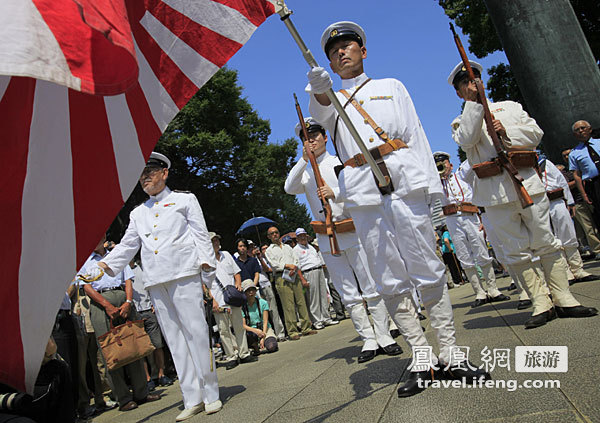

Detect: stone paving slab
[91,264,600,423]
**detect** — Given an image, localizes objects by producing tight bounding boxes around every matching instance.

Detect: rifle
[294,93,341,257]
[450,23,533,208]
[267,0,392,194]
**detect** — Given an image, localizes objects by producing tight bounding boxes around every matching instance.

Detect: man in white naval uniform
[284,117,402,363]
[434,151,510,308]
[86,152,222,421]
[539,156,598,284]
[449,60,597,329]
[306,21,489,396]
[457,160,533,310]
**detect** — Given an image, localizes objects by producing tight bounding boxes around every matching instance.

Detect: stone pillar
[483,0,600,162]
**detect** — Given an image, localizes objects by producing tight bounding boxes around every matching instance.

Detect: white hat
[447,61,484,86]
[146,151,171,169]
[295,228,307,236]
[433,151,451,162]
[241,279,256,292]
[294,117,324,138]
[321,21,366,59]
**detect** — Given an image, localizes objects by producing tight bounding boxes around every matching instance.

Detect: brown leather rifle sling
[332,79,407,195]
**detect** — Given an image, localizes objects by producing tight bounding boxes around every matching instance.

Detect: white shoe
[324,319,339,326]
[205,400,222,415]
[314,322,324,330]
[176,404,204,421]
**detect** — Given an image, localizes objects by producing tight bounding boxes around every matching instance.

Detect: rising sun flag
[0,0,274,393]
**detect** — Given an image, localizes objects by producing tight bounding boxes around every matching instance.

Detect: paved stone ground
[92,261,600,423]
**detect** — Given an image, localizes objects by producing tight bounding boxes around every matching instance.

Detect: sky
[227,0,508,206]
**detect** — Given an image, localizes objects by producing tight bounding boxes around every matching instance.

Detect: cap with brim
[295,228,308,236]
[281,235,292,243]
[209,232,221,240]
[241,279,256,292]
[295,117,324,138]
[146,151,171,169]
[433,151,451,162]
[321,21,366,59]
[447,61,483,86]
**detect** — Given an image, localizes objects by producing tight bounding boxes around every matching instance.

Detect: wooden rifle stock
[450,24,533,208]
[293,94,341,256]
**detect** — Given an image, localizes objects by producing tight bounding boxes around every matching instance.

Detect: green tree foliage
[108,68,312,251]
[438,0,599,104]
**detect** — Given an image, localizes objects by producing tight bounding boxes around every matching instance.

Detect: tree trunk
[483,0,600,162]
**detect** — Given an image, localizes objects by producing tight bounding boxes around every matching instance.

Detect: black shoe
[517,299,532,310]
[508,283,517,291]
[489,294,510,302]
[442,362,491,382]
[397,368,439,398]
[524,308,556,329]
[158,375,173,386]
[380,343,403,356]
[555,305,598,318]
[574,274,600,284]
[471,298,488,308]
[240,355,259,364]
[390,329,401,339]
[357,350,376,363]
[225,359,239,370]
[417,312,427,320]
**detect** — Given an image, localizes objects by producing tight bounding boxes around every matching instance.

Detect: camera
[0,392,32,412]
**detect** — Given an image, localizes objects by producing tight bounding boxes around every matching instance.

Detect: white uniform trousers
[322,243,395,350]
[148,274,219,409]
[481,212,529,301]
[485,194,580,314]
[446,213,500,299]
[349,190,457,365]
[214,306,250,361]
[303,267,330,325]
[549,199,590,279]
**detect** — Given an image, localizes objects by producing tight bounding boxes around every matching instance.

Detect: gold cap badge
[330,29,338,37]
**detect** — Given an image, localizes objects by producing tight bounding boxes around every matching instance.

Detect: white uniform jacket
[309,73,442,208]
[103,187,216,287]
[440,168,474,207]
[284,152,360,251]
[451,100,545,207]
[541,159,574,205]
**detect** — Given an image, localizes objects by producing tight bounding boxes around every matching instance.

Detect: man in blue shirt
[569,120,600,227]
[234,239,261,287]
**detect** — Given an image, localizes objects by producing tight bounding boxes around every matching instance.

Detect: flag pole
[268,0,390,191]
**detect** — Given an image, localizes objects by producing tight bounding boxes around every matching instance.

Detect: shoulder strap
[332,78,372,156]
[338,89,402,146]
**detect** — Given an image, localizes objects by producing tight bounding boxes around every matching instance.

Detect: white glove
[201,266,216,286]
[83,265,103,281]
[305,67,332,95]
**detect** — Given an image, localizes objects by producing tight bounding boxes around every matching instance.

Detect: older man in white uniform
[306,21,489,396]
[285,118,401,363]
[434,151,509,307]
[86,152,222,421]
[539,157,598,284]
[448,61,597,329]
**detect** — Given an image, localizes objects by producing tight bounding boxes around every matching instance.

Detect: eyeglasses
[574,126,591,133]
[140,167,163,178]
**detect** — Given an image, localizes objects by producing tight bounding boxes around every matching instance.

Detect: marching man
[448,60,597,329]
[538,156,598,284]
[306,21,489,396]
[84,152,222,421]
[285,117,402,363]
[434,151,510,308]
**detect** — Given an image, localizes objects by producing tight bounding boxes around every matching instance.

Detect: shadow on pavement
[220,385,246,404]
[315,345,359,365]
[462,312,530,329]
[301,357,409,423]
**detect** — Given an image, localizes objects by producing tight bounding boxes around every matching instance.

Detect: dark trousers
[51,310,78,410]
[585,176,600,228]
[442,252,463,285]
